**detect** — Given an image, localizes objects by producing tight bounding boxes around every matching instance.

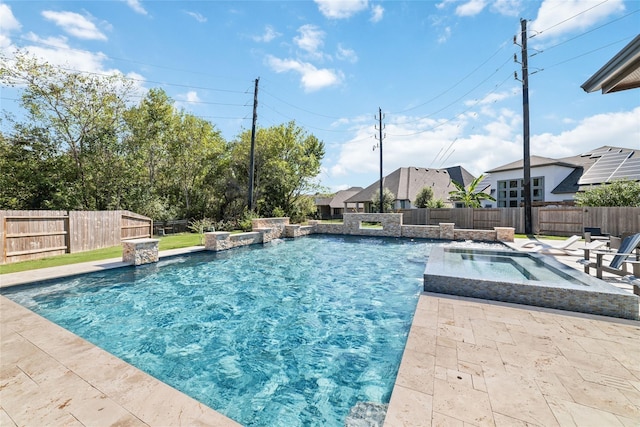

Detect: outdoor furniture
[582,233,640,279]
[521,235,581,255]
[584,227,611,246]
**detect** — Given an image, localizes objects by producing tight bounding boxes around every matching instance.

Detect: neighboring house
[315,187,363,219]
[344,166,476,212]
[482,146,640,208]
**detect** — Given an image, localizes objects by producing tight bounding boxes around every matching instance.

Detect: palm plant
[448,174,496,208]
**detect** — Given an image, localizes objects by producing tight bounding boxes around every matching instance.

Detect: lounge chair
[581,233,640,279]
[532,239,604,256]
[521,235,581,255]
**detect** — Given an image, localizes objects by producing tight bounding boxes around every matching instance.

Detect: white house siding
[484,165,577,208]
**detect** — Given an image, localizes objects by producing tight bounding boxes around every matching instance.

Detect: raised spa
[424,247,639,320]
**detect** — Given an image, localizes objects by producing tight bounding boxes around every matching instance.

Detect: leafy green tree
[228,121,324,218]
[123,88,174,199]
[414,186,434,208]
[0,127,70,209]
[449,174,495,208]
[426,198,446,208]
[1,52,134,209]
[164,111,226,218]
[370,188,395,213]
[575,179,640,207]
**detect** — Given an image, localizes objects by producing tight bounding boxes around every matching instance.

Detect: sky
[0,0,638,192]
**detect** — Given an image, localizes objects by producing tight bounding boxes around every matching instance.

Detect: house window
[497,177,544,207]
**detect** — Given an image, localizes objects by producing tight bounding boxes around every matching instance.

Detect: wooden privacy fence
[400,207,640,237]
[1,210,152,264]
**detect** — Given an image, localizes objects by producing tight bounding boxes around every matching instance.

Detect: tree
[164,111,226,218]
[426,198,446,208]
[414,186,434,208]
[370,188,395,213]
[448,174,495,208]
[1,52,134,209]
[228,121,325,219]
[574,179,640,207]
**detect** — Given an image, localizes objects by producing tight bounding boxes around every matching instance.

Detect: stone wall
[202,215,514,254]
[122,238,159,265]
[252,217,289,239]
[400,225,441,239]
[342,213,403,237]
[284,225,314,238]
[205,231,264,251]
[308,221,344,235]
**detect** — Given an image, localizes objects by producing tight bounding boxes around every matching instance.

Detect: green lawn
[0,233,202,275]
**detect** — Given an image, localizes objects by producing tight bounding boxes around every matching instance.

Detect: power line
[530,0,612,37]
[390,40,512,115]
[535,9,639,54]
[10,36,248,83]
[542,35,636,70]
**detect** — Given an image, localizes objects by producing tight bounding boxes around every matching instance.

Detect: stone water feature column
[122,238,159,266]
[439,223,455,240]
[204,231,231,251]
[494,227,515,242]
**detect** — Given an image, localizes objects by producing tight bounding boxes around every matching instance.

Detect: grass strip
[0,233,201,275]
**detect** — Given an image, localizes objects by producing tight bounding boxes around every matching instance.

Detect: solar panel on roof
[581,147,617,158]
[610,155,640,181]
[578,151,633,185]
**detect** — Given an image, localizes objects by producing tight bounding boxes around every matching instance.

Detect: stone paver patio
[1,239,639,426]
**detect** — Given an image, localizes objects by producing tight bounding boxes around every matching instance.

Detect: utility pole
[519,19,533,235]
[374,108,385,213]
[248,77,259,211]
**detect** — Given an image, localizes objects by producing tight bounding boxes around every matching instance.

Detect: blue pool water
[3,235,437,426]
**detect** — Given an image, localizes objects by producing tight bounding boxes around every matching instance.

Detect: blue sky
[1,0,638,192]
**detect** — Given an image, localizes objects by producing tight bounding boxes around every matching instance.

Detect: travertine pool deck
[1,240,639,426]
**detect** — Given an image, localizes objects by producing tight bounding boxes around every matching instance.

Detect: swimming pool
[2,235,440,426]
[425,247,639,320]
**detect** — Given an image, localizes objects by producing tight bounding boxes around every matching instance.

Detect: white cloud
[336,43,358,63]
[456,0,488,17]
[185,11,207,23]
[294,24,325,58]
[315,0,369,19]
[41,10,107,41]
[184,91,200,103]
[464,90,515,107]
[266,55,343,92]
[370,5,384,23]
[532,107,640,158]
[437,0,521,17]
[490,0,522,17]
[0,3,20,49]
[529,0,625,41]
[253,25,281,43]
[327,106,640,185]
[0,3,20,32]
[438,26,452,44]
[124,0,147,15]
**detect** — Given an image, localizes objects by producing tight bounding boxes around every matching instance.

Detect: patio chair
[521,235,581,255]
[582,233,640,279]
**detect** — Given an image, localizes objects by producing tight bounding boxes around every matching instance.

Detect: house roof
[344,166,476,204]
[315,187,363,208]
[483,146,639,195]
[554,146,640,192]
[581,34,640,94]
[485,155,580,173]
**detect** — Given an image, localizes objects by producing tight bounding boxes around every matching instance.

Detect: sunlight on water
[4,235,452,427]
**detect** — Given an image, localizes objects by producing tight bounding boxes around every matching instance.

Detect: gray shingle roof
[315,187,363,208]
[344,166,476,203]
